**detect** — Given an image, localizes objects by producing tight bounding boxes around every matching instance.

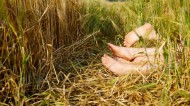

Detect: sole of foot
[101,54,155,76]
[101,54,131,76]
[108,43,135,61]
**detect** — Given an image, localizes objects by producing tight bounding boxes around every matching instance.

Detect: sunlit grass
[0,0,190,105]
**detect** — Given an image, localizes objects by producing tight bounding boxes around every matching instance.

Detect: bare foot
[124,23,157,47]
[101,54,153,76]
[133,54,164,63]
[108,43,135,61]
[108,43,157,61]
[101,54,131,75]
[114,57,130,64]
[115,56,154,64]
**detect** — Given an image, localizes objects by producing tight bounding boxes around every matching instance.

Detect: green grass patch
[0,0,190,105]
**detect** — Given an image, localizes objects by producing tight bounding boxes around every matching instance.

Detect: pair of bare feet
[101,23,164,76]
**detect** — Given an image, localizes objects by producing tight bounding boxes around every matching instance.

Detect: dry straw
[0,0,190,105]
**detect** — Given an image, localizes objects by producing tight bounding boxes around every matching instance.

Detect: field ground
[0,0,190,105]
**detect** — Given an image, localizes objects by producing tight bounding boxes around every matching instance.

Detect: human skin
[102,43,164,76]
[101,23,164,75]
[124,23,157,47]
[101,54,161,76]
[108,43,162,61]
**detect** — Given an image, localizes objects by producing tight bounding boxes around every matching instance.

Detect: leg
[101,54,161,76]
[124,23,157,47]
[115,54,164,64]
[108,43,162,61]
[133,53,165,63]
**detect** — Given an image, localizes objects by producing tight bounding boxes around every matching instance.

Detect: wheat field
[0,0,190,105]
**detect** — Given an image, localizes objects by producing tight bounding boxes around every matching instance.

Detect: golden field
[0,0,190,105]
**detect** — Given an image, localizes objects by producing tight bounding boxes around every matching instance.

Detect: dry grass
[0,0,190,105]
